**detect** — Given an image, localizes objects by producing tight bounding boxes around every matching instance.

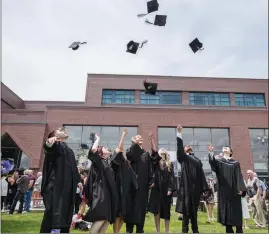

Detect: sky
[2,0,268,101]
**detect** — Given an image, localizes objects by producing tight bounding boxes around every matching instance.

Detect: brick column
[135,90,140,104]
[138,124,158,151]
[230,125,253,180]
[182,91,189,105]
[230,93,236,106]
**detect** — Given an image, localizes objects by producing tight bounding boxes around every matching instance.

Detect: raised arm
[208,145,218,172]
[88,133,102,170]
[149,132,157,153]
[111,129,128,166]
[148,133,161,163]
[176,124,185,164]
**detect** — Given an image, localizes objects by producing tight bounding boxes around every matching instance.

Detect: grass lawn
[1,208,268,233]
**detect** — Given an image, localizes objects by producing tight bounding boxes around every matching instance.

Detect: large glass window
[64,125,138,169]
[189,92,230,106]
[140,91,182,105]
[158,127,230,173]
[249,129,268,174]
[235,93,266,107]
[102,90,135,104]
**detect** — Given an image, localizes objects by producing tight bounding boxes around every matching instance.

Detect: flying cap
[145,15,167,26]
[137,0,159,18]
[126,40,148,54]
[189,38,204,53]
[69,42,87,50]
[143,80,158,95]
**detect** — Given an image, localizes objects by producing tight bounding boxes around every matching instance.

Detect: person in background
[205,179,215,223]
[33,172,42,208]
[1,173,8,211]
[23,169,35,213]
[74,177,83,214]
[247,170,266,228]
[78,170,88,216]
[241,180,250,229]
[4,170,19,211]
[9,169,30,214]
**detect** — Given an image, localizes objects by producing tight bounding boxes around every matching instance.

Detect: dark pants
[9,190,25,214]
[74,193,82,214]
[182,198,199,233]
[5,193,16,210]
[1,196,7,210]
[225,225,243,233]
[126,223,144,233]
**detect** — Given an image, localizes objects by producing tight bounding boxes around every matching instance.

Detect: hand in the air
[167,191,172,196]
[149,183,154,188]
[208,145,214,152]
[177,124,183,133]
[47,137,58,145]
[122,128,128,136]
[149,132,154,139]
[95,133,100,139]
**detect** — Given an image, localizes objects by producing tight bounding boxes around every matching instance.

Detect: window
[158,127,230,173]
[140,91,182,105]
[235,93,266,107]
[189,92,230,106]
[64,125,138,169]
[249,129,268,173]
[102,90,135,104]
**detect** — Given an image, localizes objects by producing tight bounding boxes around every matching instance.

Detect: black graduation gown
[111,151,139,219]
[84,150,117,224]
[41,142,80,228]
[148,151,177,220]
[208,154,247,226]
[175,137,208,215]
[125,142,155,225]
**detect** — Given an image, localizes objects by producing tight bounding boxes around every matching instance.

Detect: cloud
[2,0,268,101]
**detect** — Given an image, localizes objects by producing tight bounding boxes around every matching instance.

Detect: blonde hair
[159,151,172,172]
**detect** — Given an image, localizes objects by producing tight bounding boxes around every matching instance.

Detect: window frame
[140,91,182,105]
[102,89,135,104]
[189,92,231,106]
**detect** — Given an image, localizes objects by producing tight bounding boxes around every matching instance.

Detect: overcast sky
[2,0,268,101]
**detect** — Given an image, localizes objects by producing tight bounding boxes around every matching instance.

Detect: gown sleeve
[148,153,155,186]
[176,136,185,164]
[150,150,162,164]
[168,164,177,192]
[88,150,102,171]
[208,152,218,172]
[235,161,247,197]
[126,142,143,162]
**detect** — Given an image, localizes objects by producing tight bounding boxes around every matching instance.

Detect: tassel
[145,19,153,25]
[137,13,148,18]
[139,40,148,48]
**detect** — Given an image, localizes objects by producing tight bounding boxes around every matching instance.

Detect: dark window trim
[140,90,182,105]
[102,89,135,104]
[234,93,266,107]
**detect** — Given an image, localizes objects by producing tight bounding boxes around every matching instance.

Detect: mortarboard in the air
[189,38,204,53]
[126,40,148,54]
[137,0,159,18]
[69,42,87,50]
[145,15,167,26]
[143,80,158,95]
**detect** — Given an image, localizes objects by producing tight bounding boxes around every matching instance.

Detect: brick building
[1,74,268,179]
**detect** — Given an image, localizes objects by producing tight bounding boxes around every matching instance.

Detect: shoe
[22,211,28,214]
[245,226,250,229]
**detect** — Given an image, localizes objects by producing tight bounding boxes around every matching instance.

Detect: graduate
[147,133,176,234]
[125,134,155,233]
[208,145,247,233]
[175,124,208,233]
[84,133,117,234]
[111,128,139,233]
[40,128,81,233]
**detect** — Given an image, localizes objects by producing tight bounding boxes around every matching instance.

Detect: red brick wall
[1,124,46,168]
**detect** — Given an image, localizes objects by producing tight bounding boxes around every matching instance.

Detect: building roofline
[1,82,24,102]
[87,73,268,81]
[24,100,84,104]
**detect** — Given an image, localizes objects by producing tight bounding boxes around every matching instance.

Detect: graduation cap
[143,80,158,95]
[126,40,148,54]
[145,15,167,26]
[189,38,204,53]
[137,0,159,18]
[69,42,87,50]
